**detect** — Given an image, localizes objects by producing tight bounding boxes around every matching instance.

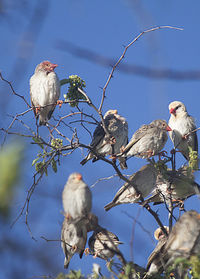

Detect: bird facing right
[168,101,198,161]
[122,119,171,159]
[30,61,60,125]
[62,173,92,219]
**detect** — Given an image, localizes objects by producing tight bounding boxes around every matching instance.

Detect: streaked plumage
[145,227,169,277]
[168,101,198,160]
[144,166,200,205]
[122,120,171,159]
[80,110,128,169]
[30,61,60,125]
[61,217,87,269]
[104,164,157,211]
[62,173,92,219]
[88,227,123,261]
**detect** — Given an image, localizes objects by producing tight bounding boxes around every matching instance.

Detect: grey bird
[61,216,87,269]
[168,101,198,161]
[145,211,200,277]
[145,227,169,277]
[122,120,171,159]
[164,210,200,267]
[104,164,157,211]
[144,166,200,205]
[80,109,128,169]
[30,61,60,125]
[88,226,124,262]
[62,173,92,219]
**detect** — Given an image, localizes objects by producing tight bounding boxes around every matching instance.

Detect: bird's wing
[90,123,105,148]
[146,237,166,270]
[187,116,198,152]
[123,124,153,153]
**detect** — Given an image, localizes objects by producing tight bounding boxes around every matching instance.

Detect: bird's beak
[76,173,82,181]
[170,108,175,115]
[50,63,58,70]
[166,125,172,132]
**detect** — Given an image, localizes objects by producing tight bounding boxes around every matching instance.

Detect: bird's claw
[84,248,90,256]
[35,106,41,114]
[57,100,63,108]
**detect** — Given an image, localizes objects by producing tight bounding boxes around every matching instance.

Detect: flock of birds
[30,61,200,277]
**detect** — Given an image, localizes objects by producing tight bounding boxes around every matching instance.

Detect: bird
[163,210,200,267]
[121,119,171,159]
[104,164,157,211]
[62,173,92,220]
[168,101,198,161]
[145,226,169,277]
[88,226,124,263]
[61,216,87,269]
[80,109,128,169]
[30,60,60,125]
[143,166,200,206]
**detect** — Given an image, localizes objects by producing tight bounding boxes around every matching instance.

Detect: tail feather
[104,202,116,211]
[80,153,93,165]
[119,157,127,170]
[64,257,70,269]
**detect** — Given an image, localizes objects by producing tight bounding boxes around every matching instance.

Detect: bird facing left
[30,60,60,125]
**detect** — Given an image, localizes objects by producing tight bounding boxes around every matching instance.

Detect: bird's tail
[104,202,116,211]
[119,157,127,170]
[39,115,47,126]
[64,256,71,269]
[80,153,92,165]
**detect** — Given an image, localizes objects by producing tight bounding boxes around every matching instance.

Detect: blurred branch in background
[56,40,200,80]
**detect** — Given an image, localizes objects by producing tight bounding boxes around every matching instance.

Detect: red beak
[76,173,82,181]
[50,63,58,70]
[166,125,172,132]
[170,108,175,114]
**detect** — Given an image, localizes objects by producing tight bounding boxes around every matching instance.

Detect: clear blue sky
[1,0,200,278]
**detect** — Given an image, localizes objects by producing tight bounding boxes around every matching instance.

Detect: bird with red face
[168,101,198,160]
[30,61,60,125]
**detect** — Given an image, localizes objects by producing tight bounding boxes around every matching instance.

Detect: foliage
[0,142,24,217]
[61,75,86,107]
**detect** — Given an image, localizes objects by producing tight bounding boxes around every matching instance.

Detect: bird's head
[151,119,172,131]
[68,172,83,184]
[36,61,58,73]
[154,226,169,240]
[169,101,187,117]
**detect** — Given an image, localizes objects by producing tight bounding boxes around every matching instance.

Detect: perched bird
[61,216,87,269]
[62,173,92,219]
[144,166,200,205]
[163,210,200,267]
[88,226,124,263]
[30,60,60,125]
[145,226,169,277]
[104,164,157,211]
[168,101,198,161]
[80,109,128,169]
[122,120,171,159]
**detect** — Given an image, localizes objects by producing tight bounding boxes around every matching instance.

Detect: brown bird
[80,109,128,169]
[122,120,171,159]
[88,226,124,262]
[168,101,198,160]
[62,173,92,219]
[144,166,200,205]
[145,226,169,277]
[30,61,60,125]
[104,164,157,211]
[164,210,200,267]
[61,216,87,269]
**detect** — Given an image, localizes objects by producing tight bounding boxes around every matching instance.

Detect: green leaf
[51,159,57,173]
[32,158,39,166]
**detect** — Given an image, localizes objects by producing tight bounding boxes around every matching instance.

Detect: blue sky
[1,0,200,278]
